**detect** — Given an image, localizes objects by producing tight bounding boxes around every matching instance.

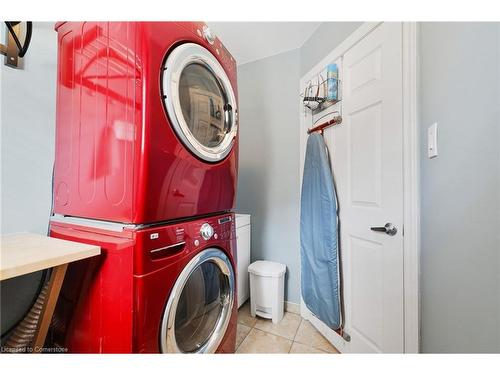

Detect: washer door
[162,43,237,163]
[160,248,235,353]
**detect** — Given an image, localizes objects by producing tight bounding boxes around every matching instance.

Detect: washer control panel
[200,223,214,240]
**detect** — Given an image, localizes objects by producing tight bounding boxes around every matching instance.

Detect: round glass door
[162,43,237,163]
[160,248,235,353]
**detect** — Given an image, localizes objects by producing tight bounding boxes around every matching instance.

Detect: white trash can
[248,260,286,323]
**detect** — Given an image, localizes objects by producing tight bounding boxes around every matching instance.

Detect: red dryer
[49,213,237,353]
[53,22,239,224]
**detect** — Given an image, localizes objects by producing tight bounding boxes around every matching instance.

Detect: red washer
[53,22,238,224]
[49,213,237,353]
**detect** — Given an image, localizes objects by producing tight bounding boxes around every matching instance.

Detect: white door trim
[401,21,420,354]
[299,22,420,353]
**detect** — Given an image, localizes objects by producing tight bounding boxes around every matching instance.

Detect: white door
[300,22,404,353]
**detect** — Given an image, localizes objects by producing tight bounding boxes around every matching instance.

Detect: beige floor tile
[253,312,302,340]
[237,302,257,327]
[236,328,293,354]
[289,342,328,354]
[294,319,339,353]
[235,323,252,349]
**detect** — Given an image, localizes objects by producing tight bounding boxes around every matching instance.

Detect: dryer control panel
[133,212,235,276]
[189,213,234,245]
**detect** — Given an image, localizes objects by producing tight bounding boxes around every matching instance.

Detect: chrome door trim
[160,248,235,353]
[162,43,237,163]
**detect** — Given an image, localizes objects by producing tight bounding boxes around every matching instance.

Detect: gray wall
[236,22,363,305]
[237,49,302,303]
[1,23,56,235]
[300,22,362,75]
[419,22,500,353]
[0,22,57,336]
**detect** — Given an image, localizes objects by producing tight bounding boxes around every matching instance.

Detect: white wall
[419,22,500,353]
[0,22,57,336]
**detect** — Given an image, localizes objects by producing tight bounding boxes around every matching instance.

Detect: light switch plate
[428,123,438,158]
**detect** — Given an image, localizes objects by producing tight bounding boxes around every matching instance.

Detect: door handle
[370,223,397,236]
[150,241,186,259]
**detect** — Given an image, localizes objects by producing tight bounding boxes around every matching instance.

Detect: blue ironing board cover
[300,133,341,329]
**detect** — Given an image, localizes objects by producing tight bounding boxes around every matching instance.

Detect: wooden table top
[0,233,100,281]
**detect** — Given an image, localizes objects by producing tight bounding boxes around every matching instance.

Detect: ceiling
[207,22,321,66]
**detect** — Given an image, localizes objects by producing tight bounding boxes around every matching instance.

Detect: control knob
[200,223,214,240]
[202,26,216,45]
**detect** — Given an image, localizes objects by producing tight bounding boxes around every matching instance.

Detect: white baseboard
[285,301,300,315]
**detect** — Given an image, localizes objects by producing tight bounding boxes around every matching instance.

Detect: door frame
[298,22,420,353]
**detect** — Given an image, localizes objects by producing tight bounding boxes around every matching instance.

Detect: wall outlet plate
[428,123,438,159]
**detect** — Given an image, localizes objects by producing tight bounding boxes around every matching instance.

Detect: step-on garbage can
[248,260,286,323]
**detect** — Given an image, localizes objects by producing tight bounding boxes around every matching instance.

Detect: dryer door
[162,43,237,163]
[160,248,235,353]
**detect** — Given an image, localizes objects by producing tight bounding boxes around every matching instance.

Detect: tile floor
[235,302,340,354]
